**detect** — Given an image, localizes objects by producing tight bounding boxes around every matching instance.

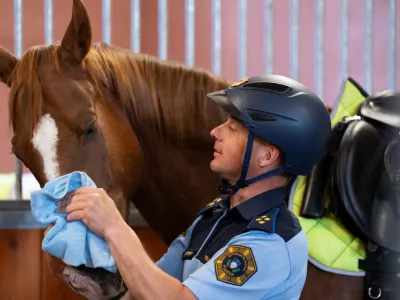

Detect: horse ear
[0,46,18,87]
[59,0,92,65]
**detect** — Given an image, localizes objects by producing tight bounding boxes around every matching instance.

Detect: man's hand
[56,187,125,238]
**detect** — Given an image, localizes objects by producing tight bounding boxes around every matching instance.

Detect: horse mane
[84,43,231,143]
[8,42,231,144]
[8,44,59,135]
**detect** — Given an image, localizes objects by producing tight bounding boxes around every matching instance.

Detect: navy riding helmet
[207,74,332,195]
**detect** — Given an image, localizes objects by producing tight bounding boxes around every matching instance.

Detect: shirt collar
[222,187,286,220]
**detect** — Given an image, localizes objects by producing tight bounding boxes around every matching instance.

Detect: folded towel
[30,171,116,273]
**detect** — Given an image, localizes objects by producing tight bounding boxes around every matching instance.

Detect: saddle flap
[334,119,386,240]
[370,139,400,252]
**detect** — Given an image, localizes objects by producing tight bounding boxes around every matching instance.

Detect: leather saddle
[300,90,400,252]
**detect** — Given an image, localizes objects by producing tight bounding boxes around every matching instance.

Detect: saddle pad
[288,77,367,276]
[0,173,16,200]
[0,172,41,200]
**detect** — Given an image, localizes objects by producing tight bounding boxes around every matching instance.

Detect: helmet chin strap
[219,131,285,195]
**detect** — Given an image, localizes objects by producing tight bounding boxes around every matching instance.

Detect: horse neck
[96,47,233,241]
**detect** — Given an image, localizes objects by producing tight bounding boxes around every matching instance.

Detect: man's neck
[229,175,288,209]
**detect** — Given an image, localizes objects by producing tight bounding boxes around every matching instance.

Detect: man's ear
[258,143,281,168]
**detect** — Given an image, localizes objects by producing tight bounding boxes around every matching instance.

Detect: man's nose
[210,126,222,140]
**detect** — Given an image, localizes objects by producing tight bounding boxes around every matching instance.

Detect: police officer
[154,74,331,299]
[58,75,331,300]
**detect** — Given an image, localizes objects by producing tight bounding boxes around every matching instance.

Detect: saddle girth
[359,242,400,300]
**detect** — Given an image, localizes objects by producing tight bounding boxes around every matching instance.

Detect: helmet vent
[247,110,276,122]
[242,82,290,94]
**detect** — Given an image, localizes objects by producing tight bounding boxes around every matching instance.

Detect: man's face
[209,116,248,183]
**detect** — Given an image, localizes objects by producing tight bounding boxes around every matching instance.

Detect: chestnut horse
[0,0,363,299]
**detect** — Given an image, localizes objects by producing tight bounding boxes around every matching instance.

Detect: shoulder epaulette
[247,206,302,242]
[247,207,280,234]
[197,195,229,216]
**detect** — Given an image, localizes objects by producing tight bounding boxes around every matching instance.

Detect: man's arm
[105,220,198,300]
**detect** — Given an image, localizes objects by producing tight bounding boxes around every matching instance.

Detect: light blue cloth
[30,171,116,273]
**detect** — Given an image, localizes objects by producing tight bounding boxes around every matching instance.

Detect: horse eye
[83,122,97,141]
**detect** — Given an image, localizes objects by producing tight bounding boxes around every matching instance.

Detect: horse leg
[301,263,364,299]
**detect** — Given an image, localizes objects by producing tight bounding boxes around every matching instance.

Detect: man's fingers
[57,201,88,214]
[57,193,92,207]
[66,210,87,222]
[68,187,102,196]
[58,187,95,204]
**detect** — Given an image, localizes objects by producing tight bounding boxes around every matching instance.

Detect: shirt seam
[284,242,292,291]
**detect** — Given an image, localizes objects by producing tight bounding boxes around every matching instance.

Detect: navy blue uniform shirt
[156,187,308,299]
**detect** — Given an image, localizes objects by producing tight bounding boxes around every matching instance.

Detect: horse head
[0,0,145,298]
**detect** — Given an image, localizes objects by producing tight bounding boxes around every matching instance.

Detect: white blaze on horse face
[32,114,60,181]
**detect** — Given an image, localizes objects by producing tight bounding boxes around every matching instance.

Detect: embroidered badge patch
[214,245,257,286]
[206,197,222,207]
[179,227,189,237]
[255,215,270,224]
[182,249,197,260]
[230,77,249,88]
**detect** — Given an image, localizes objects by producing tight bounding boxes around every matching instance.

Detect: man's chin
[209,165,228,182]
[209,160,219,174]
